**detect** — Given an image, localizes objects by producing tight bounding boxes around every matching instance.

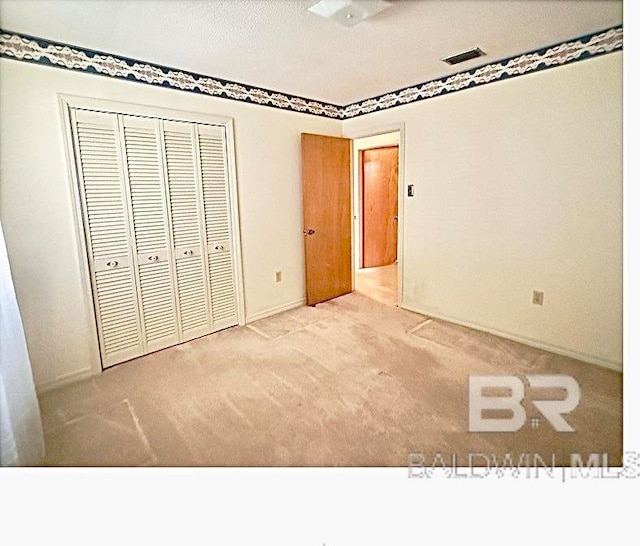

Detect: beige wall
[0,51,623,389]
[0,60,341,389]
[344,52,623,369]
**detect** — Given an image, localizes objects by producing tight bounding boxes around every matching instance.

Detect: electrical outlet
[275,271,282,283]
[532,290,544,305]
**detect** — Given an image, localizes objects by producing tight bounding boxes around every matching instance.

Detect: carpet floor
[38,292,622,467]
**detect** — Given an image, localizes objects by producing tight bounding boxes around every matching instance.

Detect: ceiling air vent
[442,47,486,66]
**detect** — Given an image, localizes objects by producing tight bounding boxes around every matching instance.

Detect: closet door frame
[59,94,246,373]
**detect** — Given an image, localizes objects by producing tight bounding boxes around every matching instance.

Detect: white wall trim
[58,94,240,126]
[245,298,306,324]
[403,303,623,372]
[35,367,95,394]
[57,93,247,371]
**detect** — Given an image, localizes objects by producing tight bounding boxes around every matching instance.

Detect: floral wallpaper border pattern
[342,25,623,118]
[0,26,623,120]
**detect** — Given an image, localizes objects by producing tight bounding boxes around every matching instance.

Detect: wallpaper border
[342,25,623,118]
[0,25,623,120]
[0,29,342,118]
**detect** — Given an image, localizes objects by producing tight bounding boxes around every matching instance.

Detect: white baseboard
[36,367,96,394]
[401,303,622,373]
[245,298,307,324]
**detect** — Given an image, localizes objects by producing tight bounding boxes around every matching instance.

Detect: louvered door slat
[197,125,239,331]
[70,106,240,369]
[162,121,212,339]
[208,251,238,328]
[72,109,143,367]
[138,261,178,345]
[123,120,168,254]
[163,126,201,249]
[198,130,231,245]
[122,115,179,352]
[175,256,210,339]
[76,118,129,261]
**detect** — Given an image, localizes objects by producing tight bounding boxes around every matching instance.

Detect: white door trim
[58,94,246,374]
[344,124,406,308]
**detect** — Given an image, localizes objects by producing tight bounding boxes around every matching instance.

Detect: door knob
[393,216,398,221]
[303,229,315,235]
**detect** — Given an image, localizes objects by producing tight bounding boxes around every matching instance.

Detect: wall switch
[275,271,282,283]
[407,184,415,197]
[532,290,544,305]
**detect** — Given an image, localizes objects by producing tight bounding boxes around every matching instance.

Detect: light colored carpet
[38,292,622,466]
[247,305,334,339]
[410,318,552,368]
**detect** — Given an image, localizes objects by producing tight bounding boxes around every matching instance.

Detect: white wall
[344,52,623,369]
[0,51,623,390]
[0,60,341,389]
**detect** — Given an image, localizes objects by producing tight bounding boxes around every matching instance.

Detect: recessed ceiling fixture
[442,47,486,66]
[308,0,392,27]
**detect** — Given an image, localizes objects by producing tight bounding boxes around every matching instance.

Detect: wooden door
[361,146,398,268]
[301,133,352,305]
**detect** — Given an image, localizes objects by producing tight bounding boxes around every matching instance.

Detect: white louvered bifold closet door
[70,109,144,367]
[70,106,240,369]
[161,121,213,342]
[121,115,180,352]
[197,124,238,331]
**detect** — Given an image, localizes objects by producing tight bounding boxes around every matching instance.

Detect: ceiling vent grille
[442,47,486,66]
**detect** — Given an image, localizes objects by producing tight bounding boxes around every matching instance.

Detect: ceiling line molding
[0,26,622,120]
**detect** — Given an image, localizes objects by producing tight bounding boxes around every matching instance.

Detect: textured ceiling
[0,0,623,105]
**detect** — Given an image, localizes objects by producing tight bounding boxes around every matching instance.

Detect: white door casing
[61,96,245,370]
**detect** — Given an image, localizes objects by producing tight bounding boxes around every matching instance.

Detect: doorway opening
[353,131,401,307]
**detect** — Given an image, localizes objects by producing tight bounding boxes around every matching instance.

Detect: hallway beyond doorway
[355,263,397,306]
